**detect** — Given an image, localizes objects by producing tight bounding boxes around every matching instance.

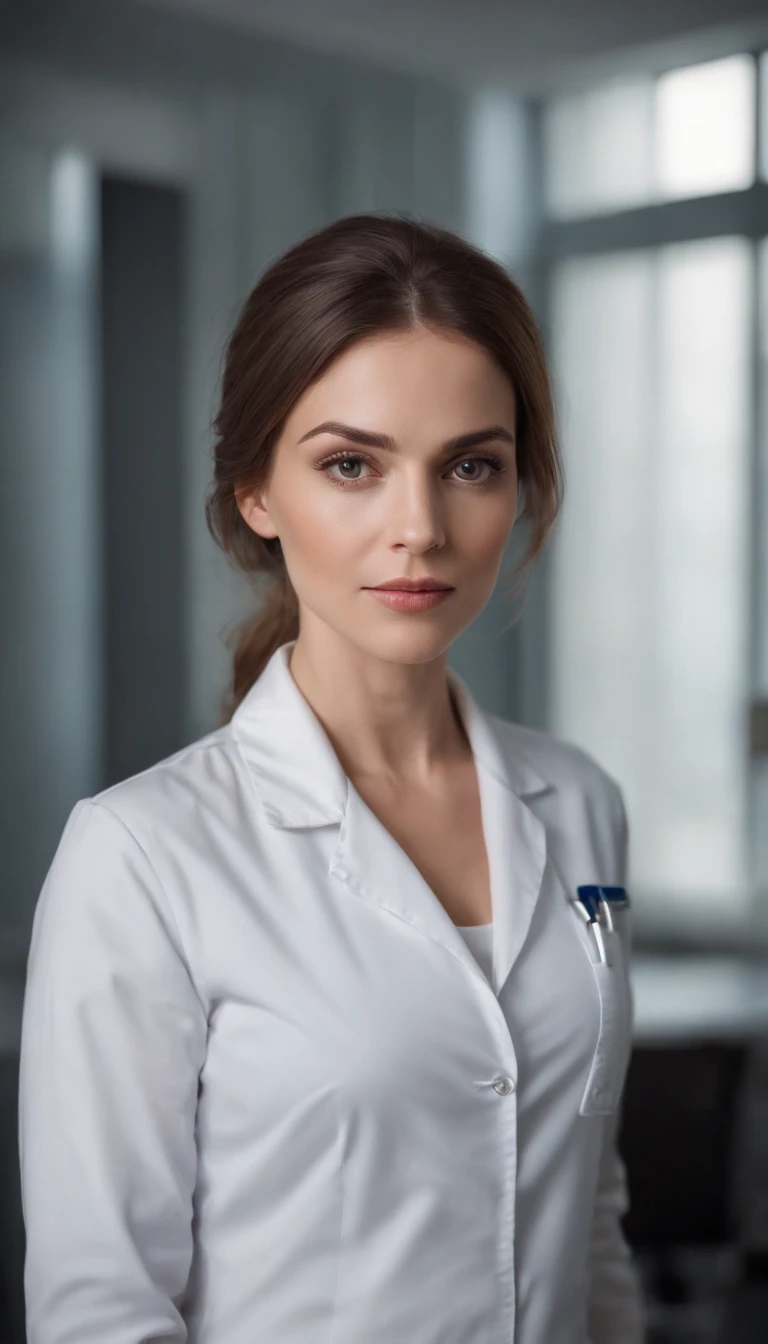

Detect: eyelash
[315,450,508,489]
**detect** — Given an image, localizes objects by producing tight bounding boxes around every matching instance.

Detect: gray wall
[100,176,189,785]
[0,143,102,963]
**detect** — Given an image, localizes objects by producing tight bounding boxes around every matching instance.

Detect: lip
[366,578,454,591]
[364,588,454,613]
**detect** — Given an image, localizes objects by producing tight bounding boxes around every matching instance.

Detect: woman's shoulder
[488,712,626,813]
[486,715,629,882]
[35,724,245,947]
[53,722,243,875]
[95,721,238,819]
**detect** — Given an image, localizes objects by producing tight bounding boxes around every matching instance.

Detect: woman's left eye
[451,456,506,484]
[316,452,506,487]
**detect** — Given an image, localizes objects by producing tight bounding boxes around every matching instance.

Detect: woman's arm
[19,799,209,1344]
[586,780,646,1344]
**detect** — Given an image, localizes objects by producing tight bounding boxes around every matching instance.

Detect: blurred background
[2,0,768,1340]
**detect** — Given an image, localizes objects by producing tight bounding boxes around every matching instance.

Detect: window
[543,54,757,218]
[549,239,752,918]
[542,80,654,219]
[755,242,768,899]
[539,52,768,930]
[655,56,755,199]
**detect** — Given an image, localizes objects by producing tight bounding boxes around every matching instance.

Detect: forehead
[283,328,517,436]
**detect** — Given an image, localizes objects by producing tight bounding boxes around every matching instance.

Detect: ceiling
[140,0,768,90]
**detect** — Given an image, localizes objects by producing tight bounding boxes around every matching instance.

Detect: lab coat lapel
[446,667,551,996]
[330,780,470,966]
[231,639,347,828]
[232,640,553,996]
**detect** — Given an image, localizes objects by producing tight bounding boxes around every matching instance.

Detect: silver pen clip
[597,894,614,933]
[572,896,609,966]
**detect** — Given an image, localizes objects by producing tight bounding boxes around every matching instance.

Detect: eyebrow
[297,420,516,455]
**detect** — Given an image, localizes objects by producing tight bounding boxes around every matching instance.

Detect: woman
[19,212,645,1343]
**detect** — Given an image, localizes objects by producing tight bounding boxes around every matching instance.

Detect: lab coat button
[492,1076,515,1095]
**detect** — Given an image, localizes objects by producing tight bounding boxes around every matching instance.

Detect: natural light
[548,238,752,920]
[543,53,757,217]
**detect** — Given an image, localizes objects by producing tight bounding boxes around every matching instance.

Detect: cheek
[461,499,516,561]
[280,494,366,574]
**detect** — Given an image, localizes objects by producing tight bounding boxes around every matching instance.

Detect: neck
[287,632,471,788]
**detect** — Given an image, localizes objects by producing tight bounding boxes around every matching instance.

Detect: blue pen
[578,884,630,935]
[578,885,630,909]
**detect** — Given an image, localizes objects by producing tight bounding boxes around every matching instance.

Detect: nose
[386,472,446,553]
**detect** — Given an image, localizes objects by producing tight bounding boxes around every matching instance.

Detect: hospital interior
[2,0,768,1339]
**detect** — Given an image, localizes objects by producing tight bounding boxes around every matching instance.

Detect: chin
[356,619,469,667]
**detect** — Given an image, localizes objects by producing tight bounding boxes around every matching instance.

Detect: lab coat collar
[232,639,550,823]
[232,639,552,994]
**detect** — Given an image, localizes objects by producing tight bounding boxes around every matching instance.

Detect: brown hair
[206,211,563,721]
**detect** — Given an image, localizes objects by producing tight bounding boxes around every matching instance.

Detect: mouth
[363,585,455,612]
[364,581,455,593]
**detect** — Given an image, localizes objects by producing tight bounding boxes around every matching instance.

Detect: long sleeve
[587,779,646,1344]
[18,798,209,1344]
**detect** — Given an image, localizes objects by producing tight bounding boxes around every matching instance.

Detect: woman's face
[237,325,519,666]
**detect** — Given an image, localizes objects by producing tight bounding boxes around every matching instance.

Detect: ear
[235,483,279,541]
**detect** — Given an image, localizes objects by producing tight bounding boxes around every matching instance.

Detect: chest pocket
[576,912,634,1117]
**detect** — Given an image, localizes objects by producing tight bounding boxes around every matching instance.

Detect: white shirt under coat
[19,639,646,1343]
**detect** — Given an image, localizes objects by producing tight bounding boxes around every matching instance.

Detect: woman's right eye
[316,452,374,486]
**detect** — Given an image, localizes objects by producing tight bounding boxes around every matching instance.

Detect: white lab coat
[18,639,646,1344]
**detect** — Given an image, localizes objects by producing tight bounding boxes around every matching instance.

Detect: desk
[627,956,768,1257]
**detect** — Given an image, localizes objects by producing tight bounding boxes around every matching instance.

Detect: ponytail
[219,572,299,724]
